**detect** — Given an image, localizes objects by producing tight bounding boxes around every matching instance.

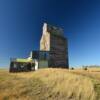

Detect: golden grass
[32,69,96,100]
[0,68,100,100]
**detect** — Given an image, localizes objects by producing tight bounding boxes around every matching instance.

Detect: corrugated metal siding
[38,60,48,68]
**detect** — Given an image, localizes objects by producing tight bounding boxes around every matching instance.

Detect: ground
[0,68,100,100]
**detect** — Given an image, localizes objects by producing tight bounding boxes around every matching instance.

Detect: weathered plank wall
[49,35,68,68]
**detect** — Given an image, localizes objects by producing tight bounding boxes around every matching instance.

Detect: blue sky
[0,0,100,67]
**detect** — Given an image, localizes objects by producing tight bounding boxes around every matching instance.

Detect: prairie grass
[0,68,99,100]
[71,68,100,100]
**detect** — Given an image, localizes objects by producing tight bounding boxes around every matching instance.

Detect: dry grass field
[0,68,100,100]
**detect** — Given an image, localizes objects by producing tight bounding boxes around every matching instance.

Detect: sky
[0,0,100,67]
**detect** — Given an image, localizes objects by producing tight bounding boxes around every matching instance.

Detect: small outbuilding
[9,58,35,72]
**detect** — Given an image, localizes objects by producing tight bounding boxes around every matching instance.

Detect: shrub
[70,67,74,70]
[82,66,88,70]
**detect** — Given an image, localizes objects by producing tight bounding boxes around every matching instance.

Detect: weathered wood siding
[49,35,68,68]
